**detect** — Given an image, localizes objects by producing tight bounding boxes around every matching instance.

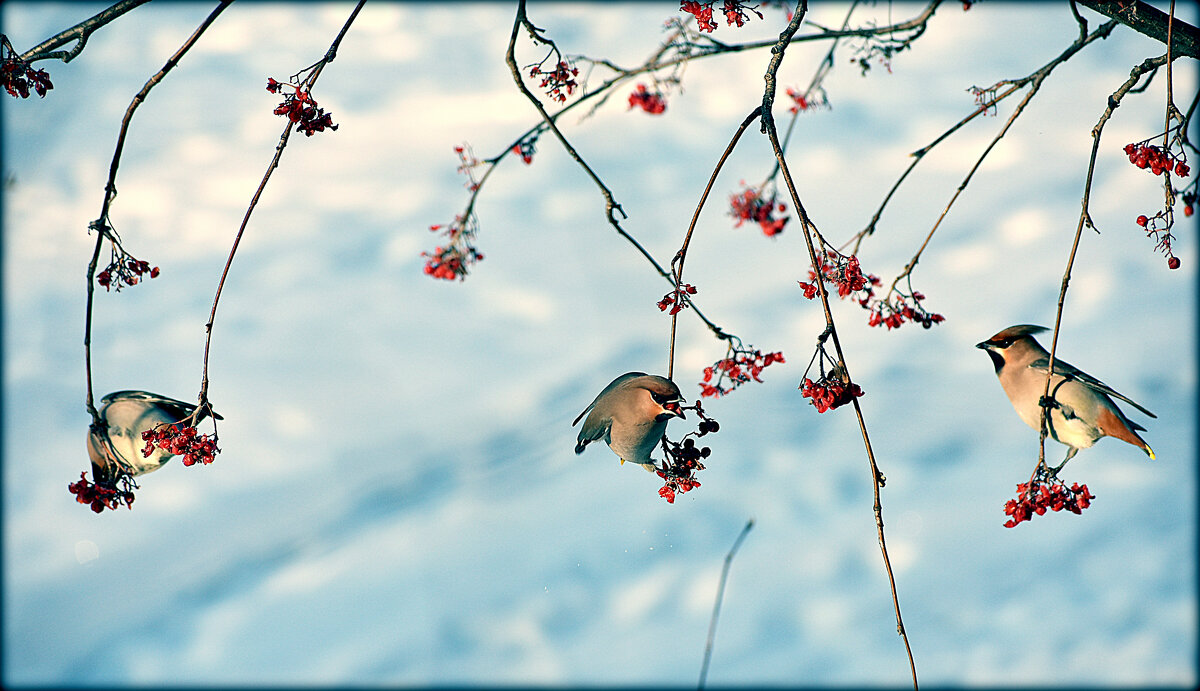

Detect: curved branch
[19,0,152,64]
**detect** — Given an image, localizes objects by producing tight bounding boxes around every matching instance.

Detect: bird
[976,324,1155,470]
[573,372,686,471]
[87,390,221,482]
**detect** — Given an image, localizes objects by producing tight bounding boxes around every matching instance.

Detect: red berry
[1185,205,1194,217]
[1168,257,1181,270]
[1136,215,1148,227]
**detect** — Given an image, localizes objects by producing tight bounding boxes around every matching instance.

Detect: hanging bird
[573,372,685,471]
[976,325,1155,470]
[87,390,221,481]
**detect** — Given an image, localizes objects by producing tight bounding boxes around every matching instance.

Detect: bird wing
[1028,357,1156,419]
[101,390,223,421]
[571,372,646,426]
[574,414,612,454]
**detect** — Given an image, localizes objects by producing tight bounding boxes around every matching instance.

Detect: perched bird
[976,325,1155,469]
[573,372,685,471]
[87,390,221,481]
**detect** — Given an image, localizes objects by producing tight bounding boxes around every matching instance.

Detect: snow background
[2,1,1197,686]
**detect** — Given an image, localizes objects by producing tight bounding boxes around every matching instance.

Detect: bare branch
[1077,0,1200,59]
[19,0,152,64]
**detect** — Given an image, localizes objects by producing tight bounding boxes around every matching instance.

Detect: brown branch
[504,0,731,343]
[846,17,1119,254]
[761,3,917,687]
[1038,54,1169,474]
[197,0,366,407]
[697,518,754,690]
[19,0,152,64]
[668,108,762,379]
[1077,0,1200,59]
[84,0,232,423]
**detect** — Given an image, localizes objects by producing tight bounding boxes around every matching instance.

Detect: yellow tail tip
[1146,445,1156,461]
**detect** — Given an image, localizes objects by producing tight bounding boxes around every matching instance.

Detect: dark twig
[762,3,917,687]
[84,0,231,423]
[197,0,365,408]
[1038,54,1170,474]
[697,518,755,690]
[668,108,762,379]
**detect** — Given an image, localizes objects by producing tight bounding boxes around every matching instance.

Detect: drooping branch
[84,0,232,424]
[1077,0,1200,59]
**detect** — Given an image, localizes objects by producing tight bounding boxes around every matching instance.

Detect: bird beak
[661,400,686,420]
[975,341,990,350]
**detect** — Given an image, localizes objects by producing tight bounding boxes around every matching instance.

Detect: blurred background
[2,1,1196,686]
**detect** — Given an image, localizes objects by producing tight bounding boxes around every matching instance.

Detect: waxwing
[87,390,221,481]
[976,325,1155,469]
[573,372,685,471]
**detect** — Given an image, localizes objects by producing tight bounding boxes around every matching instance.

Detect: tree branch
[1077,0,1200,59]
[19,0,152,64]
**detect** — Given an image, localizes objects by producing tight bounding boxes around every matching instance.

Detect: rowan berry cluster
[657,283,697,315]
[730,184,788,237]
[798,251,877,299]
[656,400,718,503]
[680,1,763,32]
[512,135,537,165]
[424,146,486,280]
[1003,473,1094,528]
[801,373,863,413]
[422,243,484,281]
[266,77,338,136]
[1124,141,1189,178]
[699,345,785,397]
[628,83,667,114]
[1134,210,1182,270]
[68,471,135,513]
[785,87,828,114]
[529,59,579,103]
[866,291,946,330]
[142,424,219,467]
[98,257,160,291]
[2,41,53,99]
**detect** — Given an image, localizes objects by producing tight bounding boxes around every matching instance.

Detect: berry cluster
[628,83,667,114]
[97,257,160,291]
[680,1,763,32]
[141,424,219,467]
[1124,141,1189,178]
[800,373,863,413]
[730,184,788,237]
[1003,474,1095,528]
[423,146,486,281]
[512,136,537,165]
[798,251,877,299]
[784,87,828,114]
[68,471,135,513]
[529,60,579,103]
[866,291,946,330]
[1,45,53,99]
[699,345,785,398]
[266,77,338,137]
[657,283,697,315]
[422,243,484,281]
[656,400,718,503]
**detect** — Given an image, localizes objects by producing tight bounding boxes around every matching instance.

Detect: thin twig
[84,0,232,424]
[668,108,762,379]
[197,0,366,407]
[697,518,755,690]
[1038,54,1169,473]
[761,3,917,686]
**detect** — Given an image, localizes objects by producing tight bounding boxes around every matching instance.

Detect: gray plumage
[573,372,685,471]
